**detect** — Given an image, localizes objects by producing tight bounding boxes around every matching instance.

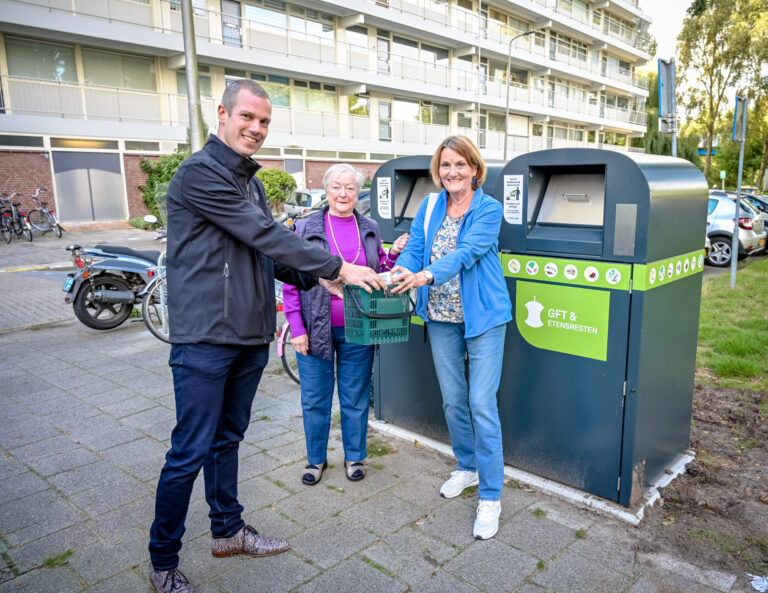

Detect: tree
[634,71,701,168]
[256,168,296,214]
[677,0,752,178]
[741,0,768,189]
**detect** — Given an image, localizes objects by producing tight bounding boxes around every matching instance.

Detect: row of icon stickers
[507,259,622,285]
[647,254,704,285]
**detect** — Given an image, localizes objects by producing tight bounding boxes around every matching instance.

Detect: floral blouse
[427,214,464,323]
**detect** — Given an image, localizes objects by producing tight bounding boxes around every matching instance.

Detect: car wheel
[705,237,733,267]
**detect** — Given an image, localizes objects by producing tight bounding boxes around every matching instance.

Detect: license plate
[63,276,74,292]
[760,238,766,246]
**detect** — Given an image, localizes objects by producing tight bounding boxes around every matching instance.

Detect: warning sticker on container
[503,175,523,224]
[377,177,392,220]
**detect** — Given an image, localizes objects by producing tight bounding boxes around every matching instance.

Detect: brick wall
[123,155,158,219]
[305,161,382,189]
[0,151,54,212]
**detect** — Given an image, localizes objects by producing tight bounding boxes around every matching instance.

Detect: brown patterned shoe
[211,525,289,558]
[149,566,194,593]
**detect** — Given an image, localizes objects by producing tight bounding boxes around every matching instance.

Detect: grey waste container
[369,156,504,444]
[370,149,707,507]
[494,148,707,506]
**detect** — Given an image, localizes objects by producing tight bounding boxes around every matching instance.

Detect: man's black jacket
[166,135,342,345]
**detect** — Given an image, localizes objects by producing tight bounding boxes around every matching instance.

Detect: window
[244,4,287,32]
[348,96,370,116]
[550,33,587,63]
[532,124,543,136]
[393,98,420,122]
[458,112,472,128]
[346,25,368,48]
[293,79,335,112]
[259,74,290,107]
[170,0,206,17]
[421,102,449,125]
[82,48,156,90]
[488,112,505,132]
[289,6,334,44]
[176,71,212,98]
[5,37,77,83]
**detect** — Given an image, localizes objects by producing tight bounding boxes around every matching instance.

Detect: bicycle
[0,193,33,242]
[140,250,170,343]
[0,200,12,244]
[275,281,299,384]
[27,187,63,238]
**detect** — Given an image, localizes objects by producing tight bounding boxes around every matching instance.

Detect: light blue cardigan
[396,187,512,338]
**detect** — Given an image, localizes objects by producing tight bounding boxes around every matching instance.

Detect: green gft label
[515,280,610,361]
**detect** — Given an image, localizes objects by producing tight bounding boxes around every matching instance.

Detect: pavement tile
[290,517,378,569]
[119,405,175,430]
[323,464,402,502]
[139,419,176,442]
[0,455,28,480]
[236,475,294,511]
[100,437,167,464]
[531,549,632,593]
[25,448,101,477]
[261,459,310,494]
[10,435,80,462]
[297,556,406,593]
[362,525,459,586]
[255,429,303,451]
[71,424,144,452]
[241,506,305,540]
[263,439,309,465]
[172,534,241,585]
[6,523,98,573]
[238,452,284,481]
[273,486,350,528]
[341,492,424,537]
[67,379,118,399]
[87,496,155,540]
[0,489,77,534]
[85,569,148,593]
[66,528,147,585]
[568,520,644,576]
[387,473,452,511]
[627,571,724,593]
[408,570,481,593]
[69,479,152,517]
[217,550,318,593]
[496,508,577,560]
[444,539,539,593]
[80,387,137,407]
[0,565,85,593]
[0,471,50,503]
[48,461,128,496]
[415,499,477,548]
[98,396,158,419]
[371,445,453,480]
[635,551,739,592]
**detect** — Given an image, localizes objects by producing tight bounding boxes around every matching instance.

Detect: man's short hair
[221,80,270,114]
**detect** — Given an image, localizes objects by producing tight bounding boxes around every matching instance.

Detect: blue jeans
[149,342,269,571]
[297,327,374,465]
[428,321,506,501]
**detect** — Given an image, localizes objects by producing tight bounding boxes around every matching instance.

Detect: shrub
[138,150,188,222]
[257,168,296,214]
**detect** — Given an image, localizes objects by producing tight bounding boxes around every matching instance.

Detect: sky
[640,0,690,60]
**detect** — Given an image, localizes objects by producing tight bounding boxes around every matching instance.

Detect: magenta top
[283,212,398,337]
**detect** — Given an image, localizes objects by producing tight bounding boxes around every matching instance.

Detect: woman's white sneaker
[439,470,479,498]
[473,500,501,539]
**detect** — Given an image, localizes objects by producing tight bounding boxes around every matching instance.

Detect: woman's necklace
[326,212,361,263]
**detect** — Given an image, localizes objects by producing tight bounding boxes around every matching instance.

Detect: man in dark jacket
[148,79,385,593]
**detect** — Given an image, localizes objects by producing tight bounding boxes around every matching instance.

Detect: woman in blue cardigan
[392,135,512,540]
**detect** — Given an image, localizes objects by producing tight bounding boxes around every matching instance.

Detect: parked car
[705,192,767,267]
[291,189,371,223]
[283,189,325,219]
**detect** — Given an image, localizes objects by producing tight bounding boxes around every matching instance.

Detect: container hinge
[628,278,633,293]
[623,381,627,397]
[617,476,621,492]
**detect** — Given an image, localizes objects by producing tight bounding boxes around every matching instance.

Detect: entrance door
[52,152,126,222]
[221,0,242,48]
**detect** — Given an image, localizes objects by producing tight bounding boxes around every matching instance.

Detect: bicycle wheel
[51,221,63,238]
[27,209,50,232]
[0,215,11,244]
[142,276,170,343]
[281,324,300,384]
[22,223,32,242]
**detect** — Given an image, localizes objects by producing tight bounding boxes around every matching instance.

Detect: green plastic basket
[343,285,413,345]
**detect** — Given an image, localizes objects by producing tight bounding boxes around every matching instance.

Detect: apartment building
[0,0,651,222]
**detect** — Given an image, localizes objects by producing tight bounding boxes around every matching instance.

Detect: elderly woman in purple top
[283,164,408,486]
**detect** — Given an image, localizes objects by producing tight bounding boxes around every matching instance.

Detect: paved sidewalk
[0,227,754,593]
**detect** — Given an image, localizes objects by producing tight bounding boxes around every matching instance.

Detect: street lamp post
[504,30,537,160]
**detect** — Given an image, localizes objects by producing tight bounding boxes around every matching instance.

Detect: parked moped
[63,243,162,330]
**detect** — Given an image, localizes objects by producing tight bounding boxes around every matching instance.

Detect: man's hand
[338,261,387,293]
[389,233,410,256]
[291,333,309,356]
[390,265,429,294]
[319,277,344,298]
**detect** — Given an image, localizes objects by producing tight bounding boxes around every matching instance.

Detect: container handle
[347,289,416,320]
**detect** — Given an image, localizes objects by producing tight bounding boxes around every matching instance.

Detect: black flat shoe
[344,459,366,481]
[302,461,327,485]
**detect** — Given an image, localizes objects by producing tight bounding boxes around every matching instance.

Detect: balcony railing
[370,0,652,53]
[12,0,649,93]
